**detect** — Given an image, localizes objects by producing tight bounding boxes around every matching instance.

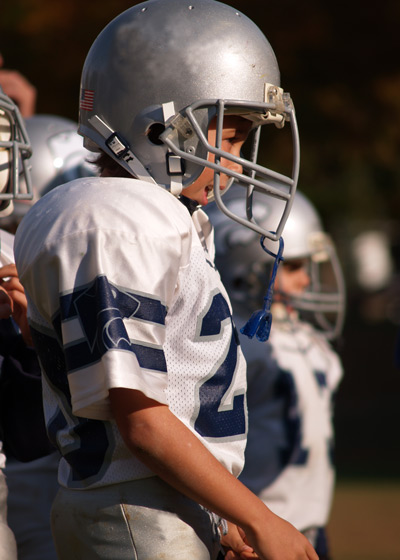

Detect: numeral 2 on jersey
[193,292,246,439]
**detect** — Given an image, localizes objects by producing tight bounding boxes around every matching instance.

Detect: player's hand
[0,54,37,117]
[244,513,319,560]
[221,522,259,559]
[0,264,32,346]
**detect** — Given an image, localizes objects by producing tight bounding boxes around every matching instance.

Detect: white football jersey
[14,177,247,489]
[237,305,343,531]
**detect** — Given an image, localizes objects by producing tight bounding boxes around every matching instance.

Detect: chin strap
[89,115,157,184]
[162,101,183,197]
[240,235,284,342]
[178,195,199,215]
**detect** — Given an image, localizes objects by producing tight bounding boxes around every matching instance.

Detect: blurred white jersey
[238,305,343,531]
[14,177,247,489]
[0,229,15,266]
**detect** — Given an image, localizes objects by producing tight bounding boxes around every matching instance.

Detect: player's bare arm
[110,387,318,560]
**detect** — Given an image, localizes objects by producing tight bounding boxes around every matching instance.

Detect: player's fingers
[221,524,256,559]
[238,551,259,559]
[308,549,319,560]
[306,542,319,560]
[236,525,250,544]
[0,277,25,294]
[0,263,18,275]
[0,287,11,303]
[224,551,258,560]
[224,552,239,560]
[0,263,18,280]
[0,276,26,300]
[2,288,27,314]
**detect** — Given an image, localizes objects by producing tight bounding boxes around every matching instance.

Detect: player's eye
[284,260,306,272]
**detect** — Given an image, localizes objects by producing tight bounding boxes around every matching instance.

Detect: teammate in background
[0,54,37,118]
[206,187,345,560]
[3,113,96,234]
[0,85,33,560]
[3,114,95,560]
[14,1,316,559]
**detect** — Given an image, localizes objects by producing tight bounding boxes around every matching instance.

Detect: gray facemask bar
[279,247,346,340]
[161,96,300,241]
[0,91,33,201]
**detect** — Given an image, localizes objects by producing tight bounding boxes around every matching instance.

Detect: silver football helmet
[0,86,32,217]
[10,114,96,221]
[24,114,95,197]
[206,186,346,339]
[78,0,300,240]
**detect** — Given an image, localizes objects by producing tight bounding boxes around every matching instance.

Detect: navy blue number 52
[194,292,246,439]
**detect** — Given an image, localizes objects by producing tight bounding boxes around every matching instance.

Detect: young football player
[0,85,33,560]
[206,187,345,560]
[14,1,317,559]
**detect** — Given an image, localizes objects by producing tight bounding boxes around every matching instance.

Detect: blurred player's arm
[0,55,37,117]
[0,264,54,462]
[110,388,318,560]
[0,264,32,346]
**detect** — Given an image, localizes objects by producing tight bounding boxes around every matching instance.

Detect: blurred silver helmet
[25,114,95,197]
[12,114,96,220]
[0,86,32,217]
[206,186,346,339]
[78,0,300,240]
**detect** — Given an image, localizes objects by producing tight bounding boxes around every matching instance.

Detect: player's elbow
[109,387,169,457]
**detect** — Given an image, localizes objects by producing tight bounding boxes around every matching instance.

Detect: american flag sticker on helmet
[80,89,94,111]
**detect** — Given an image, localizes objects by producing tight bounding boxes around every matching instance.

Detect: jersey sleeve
[16,188,192,421]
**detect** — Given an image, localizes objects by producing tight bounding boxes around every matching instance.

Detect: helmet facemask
[160,90,299,240]
[276,233,346,340]
[207,187,346,340]
[0,88,33,217]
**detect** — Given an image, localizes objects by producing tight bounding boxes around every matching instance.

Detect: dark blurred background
[2,0,400,480]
